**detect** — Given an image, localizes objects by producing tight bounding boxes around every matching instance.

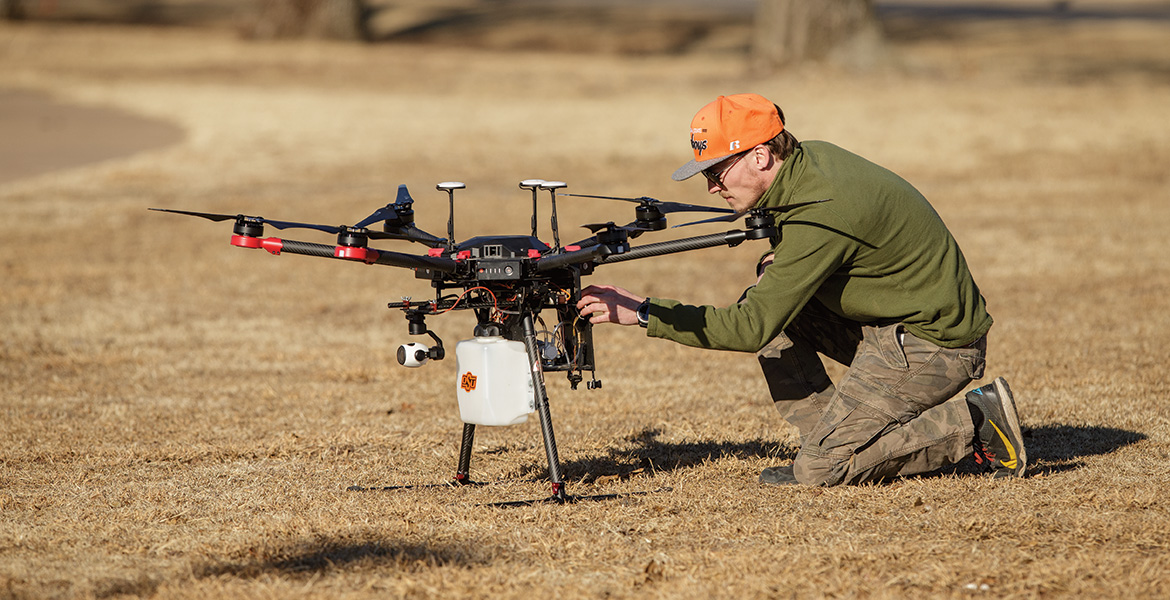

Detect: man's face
[704,148,766,214]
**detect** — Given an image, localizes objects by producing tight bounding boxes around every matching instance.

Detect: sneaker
[967,377,1027,478]
[759,464,799,485]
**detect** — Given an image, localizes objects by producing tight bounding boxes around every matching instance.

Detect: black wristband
[636,298,650,328]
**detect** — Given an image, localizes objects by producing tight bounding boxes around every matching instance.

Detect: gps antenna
[437,182,465,251]
[539,181,567,251]
[520,179,545,238]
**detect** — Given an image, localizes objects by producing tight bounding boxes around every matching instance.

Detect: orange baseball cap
[672,93,785,181]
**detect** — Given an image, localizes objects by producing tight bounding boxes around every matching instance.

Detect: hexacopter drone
[153,180,819,505]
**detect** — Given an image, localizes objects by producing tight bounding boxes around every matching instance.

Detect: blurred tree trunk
[752,0,884,70]
[2,0,25,20]
[247,0,368,40]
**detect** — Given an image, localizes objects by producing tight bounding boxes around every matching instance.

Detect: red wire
[432,286,499,315]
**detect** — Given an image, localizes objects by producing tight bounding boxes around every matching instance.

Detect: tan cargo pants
[757,299,986,486]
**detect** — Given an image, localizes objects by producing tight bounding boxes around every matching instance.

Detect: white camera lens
[397,343,430,368]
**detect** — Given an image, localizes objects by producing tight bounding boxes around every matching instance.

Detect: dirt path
[0,87,184,183]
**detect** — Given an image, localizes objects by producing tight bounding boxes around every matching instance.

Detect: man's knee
[791,389,894,486]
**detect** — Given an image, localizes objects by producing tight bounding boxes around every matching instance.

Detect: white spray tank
[454,336,535,426]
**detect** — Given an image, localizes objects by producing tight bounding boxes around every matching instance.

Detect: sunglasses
[701,151,747,188]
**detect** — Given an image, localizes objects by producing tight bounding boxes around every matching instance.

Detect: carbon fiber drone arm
[536,228,764,271]
[241,236,459,273]
[598,230,754,264]
[534,244,615,272]
[368,248,459,273]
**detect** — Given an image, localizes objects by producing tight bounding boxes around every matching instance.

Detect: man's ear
[750,145,773,170]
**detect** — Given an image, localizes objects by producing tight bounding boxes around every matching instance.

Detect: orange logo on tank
[460,372,478,392]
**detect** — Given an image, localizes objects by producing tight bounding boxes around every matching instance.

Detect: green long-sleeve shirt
[646,141,992,352]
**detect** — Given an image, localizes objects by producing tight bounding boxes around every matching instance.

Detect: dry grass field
[2,2,1170,598]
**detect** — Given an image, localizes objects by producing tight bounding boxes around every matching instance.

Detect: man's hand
[577,284,643,326]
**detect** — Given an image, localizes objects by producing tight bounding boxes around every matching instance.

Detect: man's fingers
[576,284,638,326]
[577,291,615,311]
[577,285,612,308]
[588,307,617,324]
[576,291,599,309]
[577,295,604,312]
[577,298,618,323]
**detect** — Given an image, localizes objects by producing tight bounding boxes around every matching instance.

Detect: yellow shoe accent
[989,420,1018,470]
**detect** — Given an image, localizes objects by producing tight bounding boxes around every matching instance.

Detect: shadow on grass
[520,428,796,483]
[1020,423,1147,476]
[517,422,1147,484]
[910,423,1148,482]
[197,537,488,580]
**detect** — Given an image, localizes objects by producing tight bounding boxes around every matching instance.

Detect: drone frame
[152,181,794,506]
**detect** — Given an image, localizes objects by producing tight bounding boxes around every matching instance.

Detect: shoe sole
[759,466,799,485]
[993,377,1027,477]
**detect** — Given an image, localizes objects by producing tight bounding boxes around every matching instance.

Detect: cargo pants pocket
[795,388,893,486]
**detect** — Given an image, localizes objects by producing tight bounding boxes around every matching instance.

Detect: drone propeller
[151,206,439,246]
[563,193,734,237]
[361,227,438,243]
[580,221,653,234]
[149,208,340,234]
[153,187,445,247]
[560,193,734,216]
[264,218,346,234]
[348,184,447,247]
[671,199,833,228]
[355,184,415,229]
[148,208,236,222]
[565,220,655,250]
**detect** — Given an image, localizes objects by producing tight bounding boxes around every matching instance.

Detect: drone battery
[475,259,522,281]
[455,337,535,426]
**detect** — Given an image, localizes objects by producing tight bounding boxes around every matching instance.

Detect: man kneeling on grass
[577,93,1025,486]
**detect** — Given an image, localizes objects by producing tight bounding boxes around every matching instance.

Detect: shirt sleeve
[646,215,856,352]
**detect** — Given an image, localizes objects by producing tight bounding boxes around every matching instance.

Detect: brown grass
[3,5,1170,599]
